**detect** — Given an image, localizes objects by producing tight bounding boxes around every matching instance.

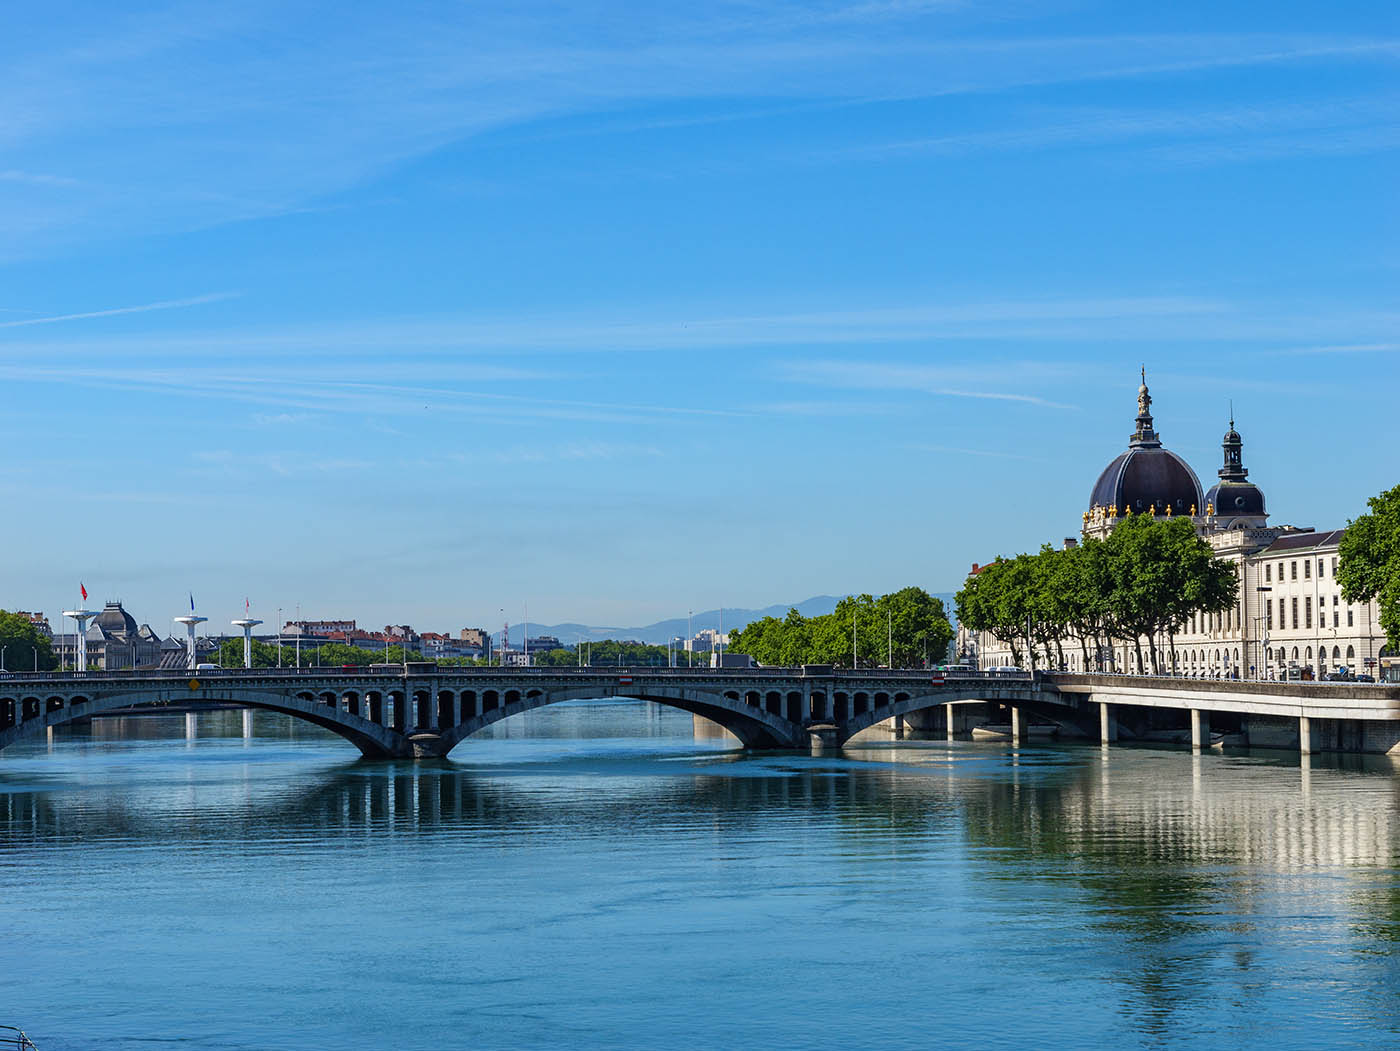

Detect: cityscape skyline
[2,1,1395,625]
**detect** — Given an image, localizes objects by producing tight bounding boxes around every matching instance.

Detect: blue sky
[2,1,1396,633]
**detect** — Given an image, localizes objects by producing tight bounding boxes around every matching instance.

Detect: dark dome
[1091,446,1204,516]
[1204,480,1266,516]
[1088,374,1204,516]
[1203,416,1266,520]
[94,601,138,637]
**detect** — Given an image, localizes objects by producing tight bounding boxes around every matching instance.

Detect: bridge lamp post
[232,617,263,669]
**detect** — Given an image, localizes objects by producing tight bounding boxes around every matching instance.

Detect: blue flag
[189,593,195,612]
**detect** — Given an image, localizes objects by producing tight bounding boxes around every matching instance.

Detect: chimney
[1063,538,1078,550]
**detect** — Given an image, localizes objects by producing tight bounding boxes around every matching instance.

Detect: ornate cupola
[1086,370,1205,531]
[1203,412,1267,529]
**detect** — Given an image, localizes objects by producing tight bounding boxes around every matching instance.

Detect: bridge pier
[1299,715,1312,756]
[1010,705,1024,744]
[1098,702,1117,744]
[946,703,955,741]
[1189,708,1208,751]
[242,708,252,738]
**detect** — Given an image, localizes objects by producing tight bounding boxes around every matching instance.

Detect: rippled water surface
[2,702,1398,1050]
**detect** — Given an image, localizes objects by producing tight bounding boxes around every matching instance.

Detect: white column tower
[231,617,263,669]
[63,609,100,671]
[174,614,208,671]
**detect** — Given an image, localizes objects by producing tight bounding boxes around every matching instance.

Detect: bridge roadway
[0,667,1395,757]
[0,666,1041,757]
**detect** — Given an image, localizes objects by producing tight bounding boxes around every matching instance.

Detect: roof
[1262,528,1346,554]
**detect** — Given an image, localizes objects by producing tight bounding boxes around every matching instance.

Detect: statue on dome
[1190,503,1197,516]
[1108,504,1117,518]
[1137,366,1152,416]
[1124,505,1132,517]
[1206,502,1215,516]
[1148,503,1156,517]
[1165,504,1173,517]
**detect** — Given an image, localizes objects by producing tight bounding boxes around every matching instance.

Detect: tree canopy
[956,517,1238,674]
[0,611,58,671]
[1338,483,1400,651]
[727,587,954,668]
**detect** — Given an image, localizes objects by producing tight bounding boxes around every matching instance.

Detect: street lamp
[1256,585,1272,681]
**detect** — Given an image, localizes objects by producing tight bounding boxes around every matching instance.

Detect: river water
[2,701,1397,1050]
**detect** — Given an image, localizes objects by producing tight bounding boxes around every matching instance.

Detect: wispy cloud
[1270,341,1400,356]
[3,3,1397,252]
[0,291,238,329]
[782,360,1079,408]
[906,442,1051,463]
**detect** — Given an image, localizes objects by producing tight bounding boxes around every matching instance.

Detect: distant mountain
[505,592,957,647]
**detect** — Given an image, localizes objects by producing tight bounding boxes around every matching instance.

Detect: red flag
[80,582,88,601]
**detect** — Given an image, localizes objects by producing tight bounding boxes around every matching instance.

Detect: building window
[1291,561,1297,580]
[1266,599,1273,631]
[1332,557,1338,575]
[1346,645,1355,660]
[1305,597,1312,629]
[1318,558,1325,578]
[1348,609,1354,627]
[1266,564,1272,582]
[1304,560,1311,580]
[1292,597,1299,629]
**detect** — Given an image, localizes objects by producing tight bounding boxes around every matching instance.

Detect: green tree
[1338,483,1400,652]
[0,611,58,671]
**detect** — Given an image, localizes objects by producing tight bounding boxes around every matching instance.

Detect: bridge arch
[843,686,1054,743]
[0,688,413,759]
[432,683,806,755]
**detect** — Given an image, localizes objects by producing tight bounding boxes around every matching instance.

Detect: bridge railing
[0,666,1033,685]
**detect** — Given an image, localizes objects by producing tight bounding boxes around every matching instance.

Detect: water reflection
[1,704,1397,1050]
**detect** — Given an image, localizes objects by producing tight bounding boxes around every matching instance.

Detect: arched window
[1292,647,1299,660]
[1333,646,1341,660]
[1305,646,1312,661]
[1234,648,1240,662]
[1346,645,1355,660]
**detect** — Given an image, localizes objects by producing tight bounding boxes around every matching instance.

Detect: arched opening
[46,696,64,713]
[413,690,431,730]
[786,691,802,722]
[483,690,499,713]
[437,690,454,728]
[765,691,781,715]
[344,691,360,717]
[504,690,521,706]
[459,691,477,722]
[810,690,827,721]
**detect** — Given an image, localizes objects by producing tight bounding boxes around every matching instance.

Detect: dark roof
[93,602,139,638]
[1263,529,1346,553]
[1090,446,1204,516]
[1204,479,1266,517]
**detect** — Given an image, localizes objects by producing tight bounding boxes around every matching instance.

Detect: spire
[1219,413,1247,482]
[1130,367,1159,447]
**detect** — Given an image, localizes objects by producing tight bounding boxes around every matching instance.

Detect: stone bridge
[2,668,1395,757]
[0,667,1044,758]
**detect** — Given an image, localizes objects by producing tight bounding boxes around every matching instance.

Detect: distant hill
[508,592,957,647]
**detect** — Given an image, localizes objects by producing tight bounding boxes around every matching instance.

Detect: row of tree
[726,587,955,668]
[955,515,1239,674]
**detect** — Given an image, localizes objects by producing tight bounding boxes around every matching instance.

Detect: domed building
[1085,372,1204,533]
[959,373,1392,684]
